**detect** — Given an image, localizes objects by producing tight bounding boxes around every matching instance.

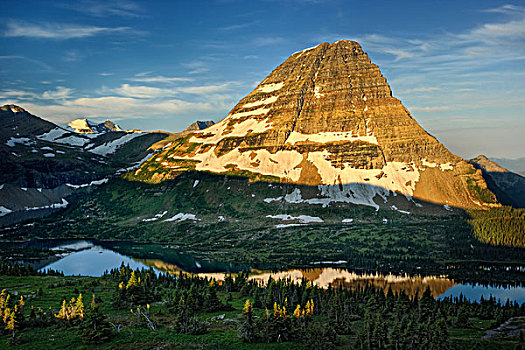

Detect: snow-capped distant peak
[68,118,124,134]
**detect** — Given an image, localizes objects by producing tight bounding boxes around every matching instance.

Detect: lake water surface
[40,241,525,305]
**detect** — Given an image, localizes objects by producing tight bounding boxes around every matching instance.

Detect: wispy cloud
[481,4,525,15]
[0,55,52,70]
[62,0,143,18]
[128,75,193,83]
[409,106,452,112]
[63,50,82,62]
[182,61,210,75]
[1,86,74,101]
[252,37,285,47]
[220,21,258,31]
[41,86,74,100]
[4,20,135,39]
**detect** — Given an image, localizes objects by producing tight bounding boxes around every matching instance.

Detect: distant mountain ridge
[489,157,525,177]
[0,104,167,225]
[68,118,123,134]
[469,155,525,208]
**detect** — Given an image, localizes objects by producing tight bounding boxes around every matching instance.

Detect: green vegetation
[468,207,525,248]
[467,178,497,204]
[2,172,524,282]
[1,263,523,349]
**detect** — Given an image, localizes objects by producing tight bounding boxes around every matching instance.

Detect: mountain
[469,155,525,208]
[489,157,525,177]
[68,118,123,134]
[183,121,215,133]
[130,40,496,212]
[0,105,166,225]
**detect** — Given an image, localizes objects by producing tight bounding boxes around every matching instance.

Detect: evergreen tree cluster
[2,264,525,347]
[468,207,525,247]
[0,261,63,277]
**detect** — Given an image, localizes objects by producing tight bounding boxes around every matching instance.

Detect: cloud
[0,87,74,101]
[64,50,82,62]
[243,55,259,59]
[63,0,143,18]
[252,37,285,47]
[0,55,52,70]
[383,49,414,61]
[481,4,525,15]
[461,18,525,47]
[220,21,258,31]
[178,83,234,95]
[182,61,210,75]
[109,84,176,99]
[4,20,134,39]
[128,75,193,83]
[408,106,452,112]
[99,72,113,76]
[41,86,74,100]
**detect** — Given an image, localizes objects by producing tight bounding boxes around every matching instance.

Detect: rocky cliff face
[132,41,496,210]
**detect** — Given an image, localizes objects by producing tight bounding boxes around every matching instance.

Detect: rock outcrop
[132,40,497,210]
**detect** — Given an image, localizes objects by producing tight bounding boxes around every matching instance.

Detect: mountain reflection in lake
[40,244,525,305]
[137,258,454,298]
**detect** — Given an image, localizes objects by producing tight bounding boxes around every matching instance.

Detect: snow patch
[266,214,324,223]
[43,153,55,157]
[341,219,354,223]
[218,215,225,222]
[314,86,324,98]
[312,260,347,265]
[88,133,142,156]
[143,211,168,222]
[24,198,68,211]
[243,96,278,108]
[6,137,34,147]
[228,107,271,120]
[443,204,452,211]
[66,178,108,189]
[193,180,200,188]
[0,206,12,217]
[274,223,306,228]
[164,213,199,223]
[257,82,284,93]
[41,146,53,151]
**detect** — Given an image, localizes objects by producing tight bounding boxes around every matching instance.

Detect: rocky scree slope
[130,40,496,211]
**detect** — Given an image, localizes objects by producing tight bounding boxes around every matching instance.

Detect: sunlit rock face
[135,40,496,210]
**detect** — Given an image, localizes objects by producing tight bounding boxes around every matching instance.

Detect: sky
[1,0,524,159]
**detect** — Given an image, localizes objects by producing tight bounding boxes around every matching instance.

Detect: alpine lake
[12,239,525,305]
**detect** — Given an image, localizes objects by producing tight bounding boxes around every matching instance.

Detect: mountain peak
[68,118,123,134]
[1,104,27,114]
[131,40,496,210]
[184,120,215,133]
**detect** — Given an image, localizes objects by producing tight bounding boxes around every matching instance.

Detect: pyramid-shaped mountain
[134,40,495,210]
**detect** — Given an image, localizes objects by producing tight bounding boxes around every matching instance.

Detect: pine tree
[78,303,113,344]
[75,294,84,319]
[238,299,256,342]
[5,310,17,345]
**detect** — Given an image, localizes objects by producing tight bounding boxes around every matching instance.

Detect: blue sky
[1,0,524,158]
